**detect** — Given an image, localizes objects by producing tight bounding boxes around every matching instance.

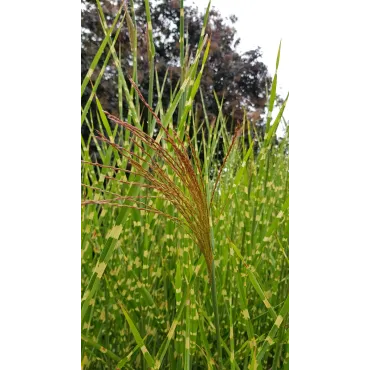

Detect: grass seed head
[83,79,215,281]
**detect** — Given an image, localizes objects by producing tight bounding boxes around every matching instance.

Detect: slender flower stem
[210,232,222,367]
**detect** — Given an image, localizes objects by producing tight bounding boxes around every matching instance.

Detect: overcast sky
[186,0,289,88]
[185,0,291,132]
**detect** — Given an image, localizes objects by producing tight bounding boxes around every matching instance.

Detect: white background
[0,0,369,368]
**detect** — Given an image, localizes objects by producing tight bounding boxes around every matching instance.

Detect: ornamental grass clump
[81,77,243,365]
[81,1,289,368]
[83,78,216,280]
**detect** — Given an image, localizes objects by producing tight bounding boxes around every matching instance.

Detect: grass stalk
[210,257,222,367]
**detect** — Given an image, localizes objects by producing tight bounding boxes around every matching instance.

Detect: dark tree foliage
[82,0,272,138]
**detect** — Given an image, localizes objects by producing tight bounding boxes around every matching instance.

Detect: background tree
[81,0,273,141]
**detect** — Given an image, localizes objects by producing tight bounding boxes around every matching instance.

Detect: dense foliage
[81,1,289,369]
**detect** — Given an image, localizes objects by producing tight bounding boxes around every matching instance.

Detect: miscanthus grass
[81,1,289,369]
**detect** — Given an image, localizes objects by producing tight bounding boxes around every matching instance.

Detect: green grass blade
[81,13,125,125]
[118,301,156,368]
[81,334,122,363]
[228,240,277,320]
[81,2,125,97]
[256,295,289,363]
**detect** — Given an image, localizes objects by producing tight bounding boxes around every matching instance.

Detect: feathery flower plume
[83,78,215,280]
[82,78,241,282]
